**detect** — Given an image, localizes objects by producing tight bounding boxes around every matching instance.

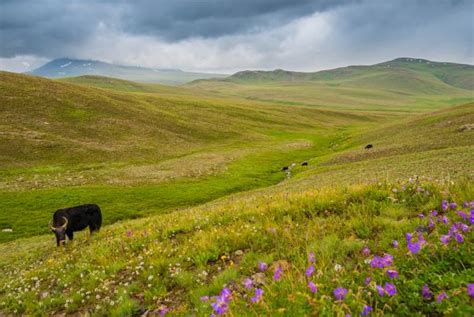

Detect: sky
[0,0,473,74]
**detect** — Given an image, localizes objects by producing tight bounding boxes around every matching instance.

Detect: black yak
[281,166,289,171]
[365,144,373,150]
[301,161,308,166]
[49,204,102,246]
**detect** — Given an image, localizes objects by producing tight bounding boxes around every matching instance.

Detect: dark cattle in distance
[49,204,102,246]
[365,144,373,150]
[281,166,289,171]
[301,161,308,166]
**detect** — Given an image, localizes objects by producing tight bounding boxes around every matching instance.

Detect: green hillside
[226,57,474,90]
[189,58,473,113]
[0,71,372,242]
[0,58,473,316]
[0,100,472,316]
[59,75,172,94]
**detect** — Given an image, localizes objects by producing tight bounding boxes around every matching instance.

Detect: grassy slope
[189,59,473,113]
[286,103,474,188]
[0,63,472,315]
[0,103,472,316]
[226,58,474,90]
[0,71,371,242]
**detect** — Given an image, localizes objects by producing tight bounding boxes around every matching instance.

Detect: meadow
[0,59,473,315]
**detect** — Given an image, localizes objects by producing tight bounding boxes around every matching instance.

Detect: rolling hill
[28,58,226,85]
[189,58,473,113]
[0,57,473,315]
[0,99,472,315]
[0,70,372,242]
[226,58,474,90]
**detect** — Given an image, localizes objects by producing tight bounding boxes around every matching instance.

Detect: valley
[0,58,472,316]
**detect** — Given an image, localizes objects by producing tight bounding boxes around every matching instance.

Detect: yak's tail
[90,204,102,232]
[96,205,102,231]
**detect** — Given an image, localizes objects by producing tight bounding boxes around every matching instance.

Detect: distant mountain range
[27,58,226,85]
[224,58,474,90]
[27,57,473,90]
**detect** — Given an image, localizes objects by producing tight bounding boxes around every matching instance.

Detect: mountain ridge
[223,57,474,90]
[27,58,226,85]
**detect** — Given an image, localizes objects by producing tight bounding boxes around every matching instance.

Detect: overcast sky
[0,0,473,73]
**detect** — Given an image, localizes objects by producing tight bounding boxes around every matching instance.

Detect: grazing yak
[281,166,289,171]
[301,161,308,166]
[365,144,373,150]
[49,204,102,246]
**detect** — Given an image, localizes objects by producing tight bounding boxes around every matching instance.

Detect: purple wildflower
[392,240,399,248]
[333,287,348,300]
[370,256,383,269]
[418,232,426,245]
[436,291,448,303]
[449,202,457,210]
[408,241,421,254]
[362,246,370,256]
[364,277,372,285]
[251,288,264,303]
[405,232,413,242]
[442,216,449,224]
[459,222,469,232]
[370,254,393,268]
[382,254,394,266]
[386,269,399,279]
[308,281,317,294]
[376,285,385,297]
[457,211,468,221]
[418,213,425,219]
[243,278,253,289]
[305,265,315,277]
[470,210,474,225]
[210,288,232,315]
[361,305,373,317]
[200,296,210,302]
[454,232,464,243]
[428,217,435,228]
[431,210,438,217]
[448,223,458,236]
[384,282,397,297]
[441,200,448,211]
[440,235,450,245]
[422,285,432,299]
[158,306,168,316]
[467,283,474,298]
[308,252,316,263]
[273,266,283,281]
[258,262,267,272]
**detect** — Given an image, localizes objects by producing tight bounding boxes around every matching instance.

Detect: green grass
[0,179,472,315]
[189,58,473,114]
[0,66,473,315]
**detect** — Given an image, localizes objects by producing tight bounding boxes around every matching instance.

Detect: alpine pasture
[0,58,473,316]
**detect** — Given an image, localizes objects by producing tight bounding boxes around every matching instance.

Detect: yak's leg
[89,225,98,237]
[66,231,73,241]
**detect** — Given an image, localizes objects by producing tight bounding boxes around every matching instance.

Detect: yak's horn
[60,217,68,229]
[49,220,55,231]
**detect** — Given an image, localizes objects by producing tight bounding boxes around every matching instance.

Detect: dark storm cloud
[0,0,353,58]
[0,0,472,72]
[120,0,354,40]
[0,0,118,57]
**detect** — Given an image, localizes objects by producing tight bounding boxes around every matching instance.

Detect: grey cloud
[120,0,354,40]
[0,0,472,72]
[0,0,119,57]
[0,0,354,58]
